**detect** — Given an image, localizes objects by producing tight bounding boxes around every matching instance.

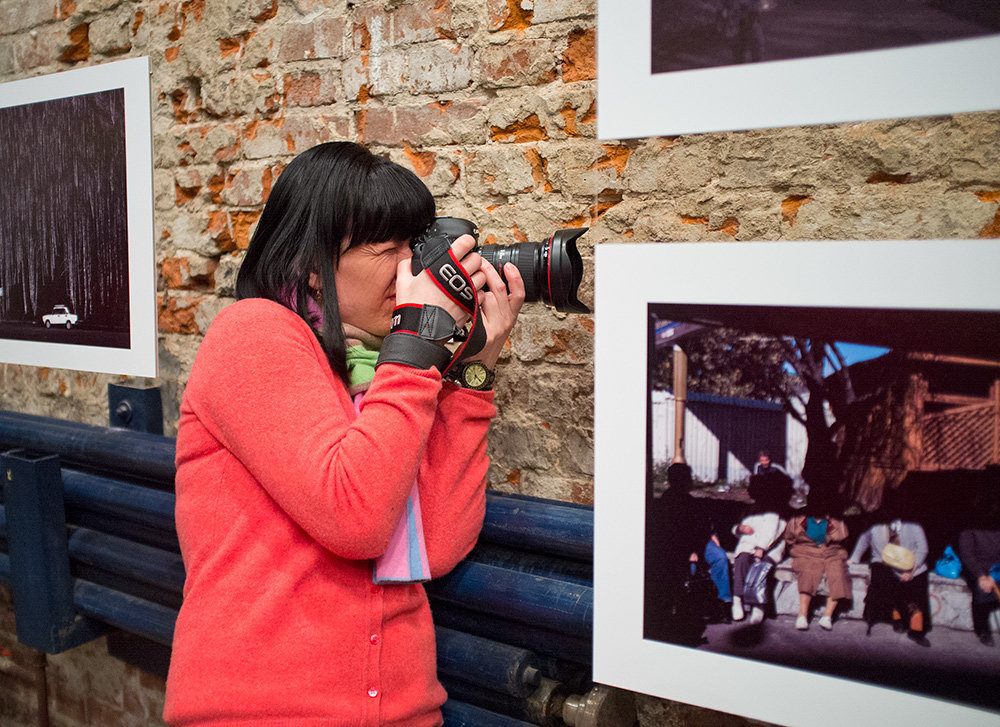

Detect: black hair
[236,142,435,383]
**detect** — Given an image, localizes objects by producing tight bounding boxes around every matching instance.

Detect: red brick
[231,211,261,249]
[562,27,595,82]
[278,22,315,61]
[362,101,480,146]
[207,211,235,251]
[283,115,333,153]
[314,16,344,58]
[393,0,452,44]
[490,113,547,143]
[158,294,204,334]
[283,71,336,107]
[58,22,90,62]
[479,40,555,87]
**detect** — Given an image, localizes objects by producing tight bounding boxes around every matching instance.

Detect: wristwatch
[446,360,495,390]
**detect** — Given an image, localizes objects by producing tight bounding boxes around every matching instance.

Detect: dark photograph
[651,0,1000,74]
[644,302,1000,714]
[0,89,131,350]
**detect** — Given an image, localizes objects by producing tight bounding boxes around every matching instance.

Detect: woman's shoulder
[203,298,310,344]
[194,298,319,371]
[211,297,300,329]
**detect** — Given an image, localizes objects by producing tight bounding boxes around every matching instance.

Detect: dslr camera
[410,217,589,314]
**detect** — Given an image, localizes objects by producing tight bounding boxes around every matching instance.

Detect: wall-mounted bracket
[2,449,108,653]
[108,384,163,435]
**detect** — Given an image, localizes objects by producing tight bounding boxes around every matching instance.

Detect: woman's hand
[738,525,755,535]
[465,260,526,369]
[395,234,487,329]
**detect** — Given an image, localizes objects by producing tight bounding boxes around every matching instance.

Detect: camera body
[410,217,589,314]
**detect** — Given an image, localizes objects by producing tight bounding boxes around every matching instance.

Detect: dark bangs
[341,155,436,250]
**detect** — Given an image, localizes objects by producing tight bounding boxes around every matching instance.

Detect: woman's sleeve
[416,383,497,577]
[185,301,443,559]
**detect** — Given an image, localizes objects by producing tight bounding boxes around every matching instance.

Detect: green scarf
[346,344,379,390]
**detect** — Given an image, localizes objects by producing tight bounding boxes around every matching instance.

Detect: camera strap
[390,303,459,342]
[411,236,487,372]
[375,303,463,373]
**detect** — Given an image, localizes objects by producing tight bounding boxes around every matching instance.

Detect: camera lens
[479,228,589,313]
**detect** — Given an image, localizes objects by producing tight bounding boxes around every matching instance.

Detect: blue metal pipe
[72,580,176,646]
[62,469,176,533]
[466,543,592,586]
[441,699,536,727]
[427,561,593,637]
[67,527,185,593]
[0,410,176,485]
[435,626,541,698]
[482,492,593,562]
[431,603,592,669]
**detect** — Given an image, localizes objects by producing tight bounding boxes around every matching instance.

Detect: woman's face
[333,239,411,337]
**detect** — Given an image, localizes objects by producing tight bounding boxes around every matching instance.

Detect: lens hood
[545,228,589,314]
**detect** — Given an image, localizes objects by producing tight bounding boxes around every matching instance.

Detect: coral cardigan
[164,299,496,727]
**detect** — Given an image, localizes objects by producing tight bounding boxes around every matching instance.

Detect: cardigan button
[371,585,382,594]
[368,688,379,698]
[370,634,380,645]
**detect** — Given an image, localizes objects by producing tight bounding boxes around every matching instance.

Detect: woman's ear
[308,271,321,290]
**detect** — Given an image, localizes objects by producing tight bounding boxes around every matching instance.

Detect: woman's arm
[184,300,443,560]
[417,385,497,577]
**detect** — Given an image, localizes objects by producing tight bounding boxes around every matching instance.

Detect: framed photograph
[0,57,156,377]
[597,0,1000,139]
[594,239,1000,725]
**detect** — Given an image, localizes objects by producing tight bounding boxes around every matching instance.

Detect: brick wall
[1,0,998,724]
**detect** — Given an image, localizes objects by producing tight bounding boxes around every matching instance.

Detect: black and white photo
[0,57,156,377]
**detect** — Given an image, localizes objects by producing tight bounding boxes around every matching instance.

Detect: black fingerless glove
[375,304,458,373]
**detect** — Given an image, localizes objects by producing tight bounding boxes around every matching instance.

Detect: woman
[730,493,786,625]
[164,142,524,726]
[784,492,850,631]
[849,514,930,646]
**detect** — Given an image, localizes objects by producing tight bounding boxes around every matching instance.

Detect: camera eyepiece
[411,217,590,314]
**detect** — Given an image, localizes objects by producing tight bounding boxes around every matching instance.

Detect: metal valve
[562,684,636,727]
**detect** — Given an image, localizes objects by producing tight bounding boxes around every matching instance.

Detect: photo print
[0,57,156,377]
[594,240,1000,726]
[651,0,1000,74]
[597,0,1000,138]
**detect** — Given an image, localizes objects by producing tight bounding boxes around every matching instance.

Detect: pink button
[368,688,379,698]
[369,634,380,645]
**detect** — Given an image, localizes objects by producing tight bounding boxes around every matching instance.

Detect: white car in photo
[42,305,79,329]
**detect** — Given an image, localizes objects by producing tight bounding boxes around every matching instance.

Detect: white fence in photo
[650,389,807,485]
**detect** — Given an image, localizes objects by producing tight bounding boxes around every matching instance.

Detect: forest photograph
[643,303,1000,714]
[0,88,130,351]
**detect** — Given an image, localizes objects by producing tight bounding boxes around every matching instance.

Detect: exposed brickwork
[2,1,999,724]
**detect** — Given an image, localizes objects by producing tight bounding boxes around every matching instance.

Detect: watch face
[463,362,489,388]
